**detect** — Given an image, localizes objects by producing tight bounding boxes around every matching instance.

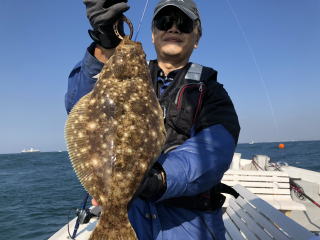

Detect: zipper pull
[162,106,166,119]
[199,83,204,92]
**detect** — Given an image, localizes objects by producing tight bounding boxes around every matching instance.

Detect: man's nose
[167,23,181,34]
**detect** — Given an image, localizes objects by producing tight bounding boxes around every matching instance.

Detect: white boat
[222,153,320,238]
[21,147,40,153]
[49,153,320,240]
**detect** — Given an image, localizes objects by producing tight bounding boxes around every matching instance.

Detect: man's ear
[194,39,199,49]
[194,32,200,49]
[152,32,155,44]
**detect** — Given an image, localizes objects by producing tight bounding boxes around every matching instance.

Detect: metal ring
[113,15,134,40]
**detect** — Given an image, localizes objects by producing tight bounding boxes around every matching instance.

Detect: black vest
[147,60,239,211]
[148,60,218,153]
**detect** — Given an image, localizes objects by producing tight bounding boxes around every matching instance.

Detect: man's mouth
[164,37,183,43]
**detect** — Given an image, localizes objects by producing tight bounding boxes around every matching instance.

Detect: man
[65,0,240,239]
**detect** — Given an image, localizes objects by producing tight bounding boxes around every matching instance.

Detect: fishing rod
[290,180,320,209]
[68,193,89,239]
[268,161,320,209]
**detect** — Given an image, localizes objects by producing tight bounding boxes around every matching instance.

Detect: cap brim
[153,4,198,20]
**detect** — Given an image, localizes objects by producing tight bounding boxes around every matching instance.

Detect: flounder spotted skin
[65,37,166,240]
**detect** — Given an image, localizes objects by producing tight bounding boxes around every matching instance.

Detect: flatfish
[65,25,166,239]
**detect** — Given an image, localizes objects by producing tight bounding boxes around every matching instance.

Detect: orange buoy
[278,143,285,149]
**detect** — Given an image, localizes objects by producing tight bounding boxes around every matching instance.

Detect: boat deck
[229,154,320,235]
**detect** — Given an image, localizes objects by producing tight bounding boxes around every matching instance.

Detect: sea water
[0,141,319,240]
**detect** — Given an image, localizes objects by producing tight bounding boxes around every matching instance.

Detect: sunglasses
[153,12,195,34]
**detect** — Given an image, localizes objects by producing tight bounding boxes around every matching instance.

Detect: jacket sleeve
[158,124,236,200]
[65,43,104,113]
[157,78,240,201]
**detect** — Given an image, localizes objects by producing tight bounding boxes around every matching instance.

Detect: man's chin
[161,47,183,57]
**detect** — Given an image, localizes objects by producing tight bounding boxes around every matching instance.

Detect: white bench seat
[221,170,306,211]
[223,184,317,240]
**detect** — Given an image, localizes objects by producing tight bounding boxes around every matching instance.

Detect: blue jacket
[65,45,238,240]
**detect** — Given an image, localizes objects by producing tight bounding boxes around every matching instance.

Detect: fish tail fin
[89,211,137,240]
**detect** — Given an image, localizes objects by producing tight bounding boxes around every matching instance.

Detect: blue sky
[0,0,319,154]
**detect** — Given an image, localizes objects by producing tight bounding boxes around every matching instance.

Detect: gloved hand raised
[83,0,130,49]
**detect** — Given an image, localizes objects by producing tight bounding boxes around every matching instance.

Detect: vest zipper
[175,83,202,109]
[193,83,206,123]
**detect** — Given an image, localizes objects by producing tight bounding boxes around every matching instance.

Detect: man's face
[152,7,199,62]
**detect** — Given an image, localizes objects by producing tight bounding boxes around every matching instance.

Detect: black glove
[138,163,167,201]
[83,0,130,49]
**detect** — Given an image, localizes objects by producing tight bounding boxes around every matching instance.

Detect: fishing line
[134,0,150,41]
[224,0,280,140]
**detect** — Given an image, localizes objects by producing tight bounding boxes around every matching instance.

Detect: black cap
[153,0,200,21]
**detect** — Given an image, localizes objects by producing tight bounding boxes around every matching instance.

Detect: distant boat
[21,147,40,153]
[249,140,254,144]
